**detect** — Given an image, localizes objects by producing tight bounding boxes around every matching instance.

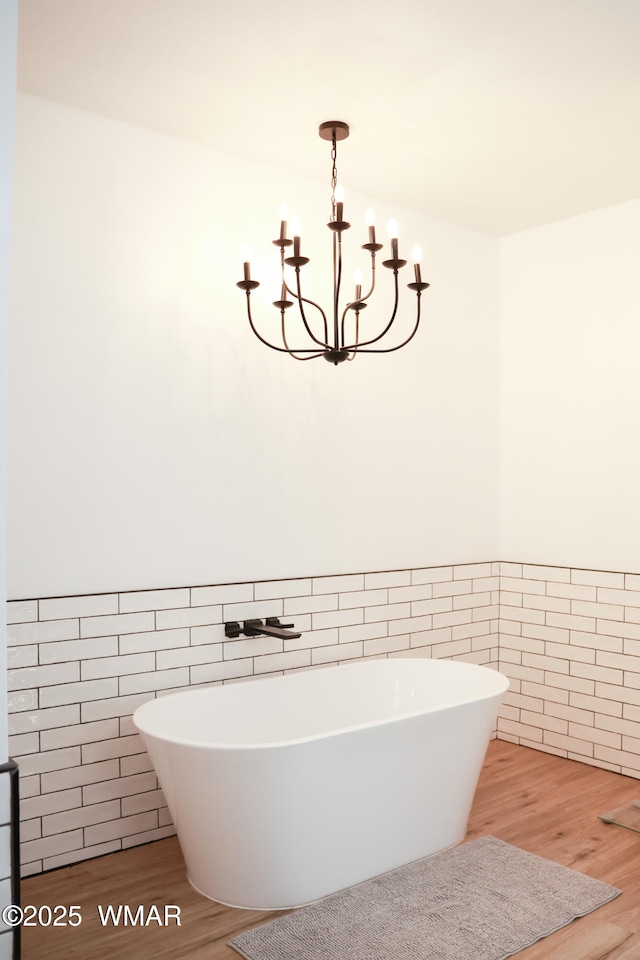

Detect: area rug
[229,835,620,960]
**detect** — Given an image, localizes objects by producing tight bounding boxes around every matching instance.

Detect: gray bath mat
[229,835,620,960]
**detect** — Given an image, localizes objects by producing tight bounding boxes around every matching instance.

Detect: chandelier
[237,121,429,366]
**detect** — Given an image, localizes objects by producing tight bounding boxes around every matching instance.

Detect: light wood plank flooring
[21,740,640,958]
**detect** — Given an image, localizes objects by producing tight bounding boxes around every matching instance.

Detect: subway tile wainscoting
[7,562,500,877]
[8,558,640,879]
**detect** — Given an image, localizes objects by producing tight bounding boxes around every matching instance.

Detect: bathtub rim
[133,658,509,752]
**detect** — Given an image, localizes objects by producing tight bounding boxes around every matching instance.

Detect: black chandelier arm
[342,269,401,352]
[346,314,360,361]
[244,293,326,354]
[281,251,329,344]
[354,292,423,353]
[292,268,332,349]
[280,314,325,361]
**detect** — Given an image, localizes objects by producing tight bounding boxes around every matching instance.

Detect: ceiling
[16,0,640,235]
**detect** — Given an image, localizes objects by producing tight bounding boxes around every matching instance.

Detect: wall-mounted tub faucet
[224,617,301,640]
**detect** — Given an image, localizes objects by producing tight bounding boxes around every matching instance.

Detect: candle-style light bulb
[279,202,289,241]
[334,183,345,222]
[353,267,363,301]
[412,244,423,283]
[365,208,376,243]
[290,215,302,257]
[388,219,399,259]
[241,244,252,282]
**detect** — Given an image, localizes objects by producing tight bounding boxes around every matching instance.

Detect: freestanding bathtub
[133,657,508,910]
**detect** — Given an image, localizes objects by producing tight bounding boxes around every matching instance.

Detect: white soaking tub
[133,657,508,910]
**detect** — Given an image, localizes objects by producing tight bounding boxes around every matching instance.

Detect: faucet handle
[224,621,242,638]
[266,617,295,630]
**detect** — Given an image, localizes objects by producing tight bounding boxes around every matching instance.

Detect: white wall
[8,94,500,600]
[500,198,640,572]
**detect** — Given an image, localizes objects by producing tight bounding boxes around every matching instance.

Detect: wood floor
[21,740,640,959]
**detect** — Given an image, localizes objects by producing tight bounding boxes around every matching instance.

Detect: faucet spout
[243,618,302,640]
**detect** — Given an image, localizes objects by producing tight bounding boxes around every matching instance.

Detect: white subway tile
[312,608,364,630]
[16,747,80,778]
[120,754,153,777]
[221,599,281,622]
[81,652,155,681]
[497,718,543,742]
[82,735,142,765]
[40,720,119,752]
[8,619,79,647]
[20,776,41,799]
[601,619,640,642]
[572,661,623,685]
[499,619,523,636]
[338,622,388,644]
[40,594,118,621]
[594,744,640,770]
[254,579,312,600]
[502,608,546,626]
[119,627,189,654]
[452,621,490,642]
[156,605,223,630]
[432,610,472,629]
[499,634,544,655]
[9,704,79,736]
[572,599,624,621]
[431,638,472,659]
[364,635,410,657]
[474,577,500,592]
[312,574,364,594]
[453,592,492,611]
[81,612,155,639]
[43,799,121,837]
[311,641,363,665]
[571,569,625,588]
[40,635,119,664]
[41,760,121,795]
[411,597,453,617]
[81,691,154,723]
[546,582,597,601]
[21,788,81,821]
[501,576,544,595]
[455,562,493,579]
[524,594,571,614]
[544,731,593,757]
[85,811,158,846]
[254,650,311,674]
[625,574,640,591]
[22,830,84,864]
[570,629,622,653]
[285,627,338,652]
[389,615,435,637]
[598,587,640,608]
[546,611,596,632]
[119,668,189,696]
[388,584,433,604]
[364,571,409,589]
[43,840,121,872]
[568,723,621,749]
[83,772,158,806]
[8,661,80,691]
[597,714,640,737]
[545,702,594,725]
[432,579,473,598]
[521,680,568,705]
[339,589,387,610]
[40,678,119,708]
[223,637,280,660]
[7,645,37,668]
[570,691,622,717]
[498,562,523,577]
[190,659,253,685]
[364,602,410,624]
[6,600,38,623]
[121,825,176,849]
[9,732,39,756]
[284,594,338,616]
[523,652,569,675]
[411,566,453,585]
[522,564,571,583]
[158,643,224,668]
[501,591,523,608]
[191,583,253,606]
[121,789,165,817]
[189,625,225,646]
[119,588,190,613]
[521,710,567,734]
